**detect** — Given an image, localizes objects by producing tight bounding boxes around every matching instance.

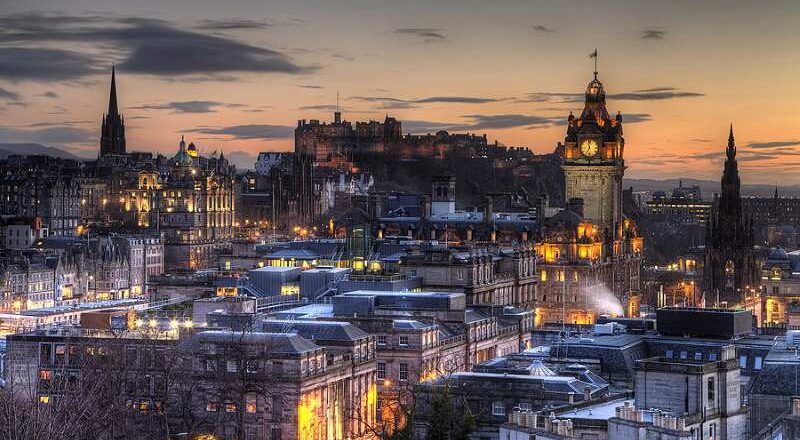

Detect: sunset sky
[1,0,799,182]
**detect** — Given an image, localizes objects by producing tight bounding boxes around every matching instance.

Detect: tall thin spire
[100,64,126,156]
[727,123,736,159]
[108,64,118,116]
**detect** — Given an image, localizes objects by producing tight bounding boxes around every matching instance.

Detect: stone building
[397,245,537,308]
[633,346,747,440]
[86,235,131,301]
[4,320,378,440]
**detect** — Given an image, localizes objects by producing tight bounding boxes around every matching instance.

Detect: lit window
[739,355,747,369]
[377,362,386,380]
[206,401,218,412]
[245,394,257,413]
[39,395,50,404]
[754,356,763,370]
[225,401,238,413]
[492,401,505,416]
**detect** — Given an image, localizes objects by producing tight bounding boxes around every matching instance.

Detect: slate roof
[196,330,321,354]
[259,320,369,342]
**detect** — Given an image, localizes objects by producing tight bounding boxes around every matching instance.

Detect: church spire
[108,64,118,116]
[99,65,126,156]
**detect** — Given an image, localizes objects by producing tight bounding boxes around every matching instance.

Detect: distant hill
[224,150,256,171]
[0,143,86,161]
[624,178,800,199]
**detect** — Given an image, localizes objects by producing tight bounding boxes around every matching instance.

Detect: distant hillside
[0,143,86,161]
[624,178,800,199]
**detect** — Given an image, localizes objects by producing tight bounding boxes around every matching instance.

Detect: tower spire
[108,64,118,116]
[727,123,736,159]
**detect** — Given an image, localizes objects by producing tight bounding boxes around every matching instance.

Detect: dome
[528,360,556,377]
[172,136,194,167]
[187,141,199,158]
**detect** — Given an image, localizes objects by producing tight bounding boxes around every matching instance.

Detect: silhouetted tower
[704,126,757,304]
[100,65,126,156]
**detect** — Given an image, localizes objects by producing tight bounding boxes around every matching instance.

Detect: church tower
[562,69,626,240]
[100,66,126,156]
[703,126,757,303]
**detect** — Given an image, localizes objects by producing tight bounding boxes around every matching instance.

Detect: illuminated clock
[580,139,599,157]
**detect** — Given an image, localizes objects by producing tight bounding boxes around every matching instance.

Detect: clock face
[580,139,599,157]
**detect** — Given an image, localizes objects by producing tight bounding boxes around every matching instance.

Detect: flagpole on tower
[590,49,598,78]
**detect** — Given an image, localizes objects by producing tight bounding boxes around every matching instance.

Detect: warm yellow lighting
[149,319,158,328]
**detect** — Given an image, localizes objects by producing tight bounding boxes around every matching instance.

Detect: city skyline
[1,0,799,182]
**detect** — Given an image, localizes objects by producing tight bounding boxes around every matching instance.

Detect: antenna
[336,91,339,113]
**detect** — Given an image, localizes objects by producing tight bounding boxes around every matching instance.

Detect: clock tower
[562,70,625,240]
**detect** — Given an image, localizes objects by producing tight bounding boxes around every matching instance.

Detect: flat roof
[558,398,634,420]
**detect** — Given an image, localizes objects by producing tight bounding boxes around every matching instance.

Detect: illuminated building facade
[752,247,800,326]
[196,328,377,440]
[120,137,237,270]
[535,72,643,325]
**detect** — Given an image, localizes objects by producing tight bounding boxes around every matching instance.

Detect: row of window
[376,361,408,382]
[206,394,258,414]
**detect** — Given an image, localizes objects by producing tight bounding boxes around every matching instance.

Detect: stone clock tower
[562,71,625,240]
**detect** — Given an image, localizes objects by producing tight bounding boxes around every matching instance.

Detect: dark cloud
[461,114,555,130]
[131,101,245,114]
[521,87,703,103]
[403,114,558,133]
[332,53,355,62]
[39,91,59,99]
[194,19,272,30]
[746,140,800,149]
[0,13,313,81]
[532,25,555,33]
[0,87,20,101]
[188,124,294,140]
[351,95,504,109]
[0,125,95,145]
[618,113,652,124]
[394,28,447,43]
[609,90,704,100]
[416,96,504,104]
[298,104,340,111]
[642,28,667,39]
[297,84,324,89]
[0,47,103,81]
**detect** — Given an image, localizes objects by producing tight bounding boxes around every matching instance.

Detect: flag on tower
[589,49,598,58]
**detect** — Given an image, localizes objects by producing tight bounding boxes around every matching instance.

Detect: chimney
[421,195,431,220]
[567,197,584,218]
[334,111,342,124]
[368,193,382,219]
